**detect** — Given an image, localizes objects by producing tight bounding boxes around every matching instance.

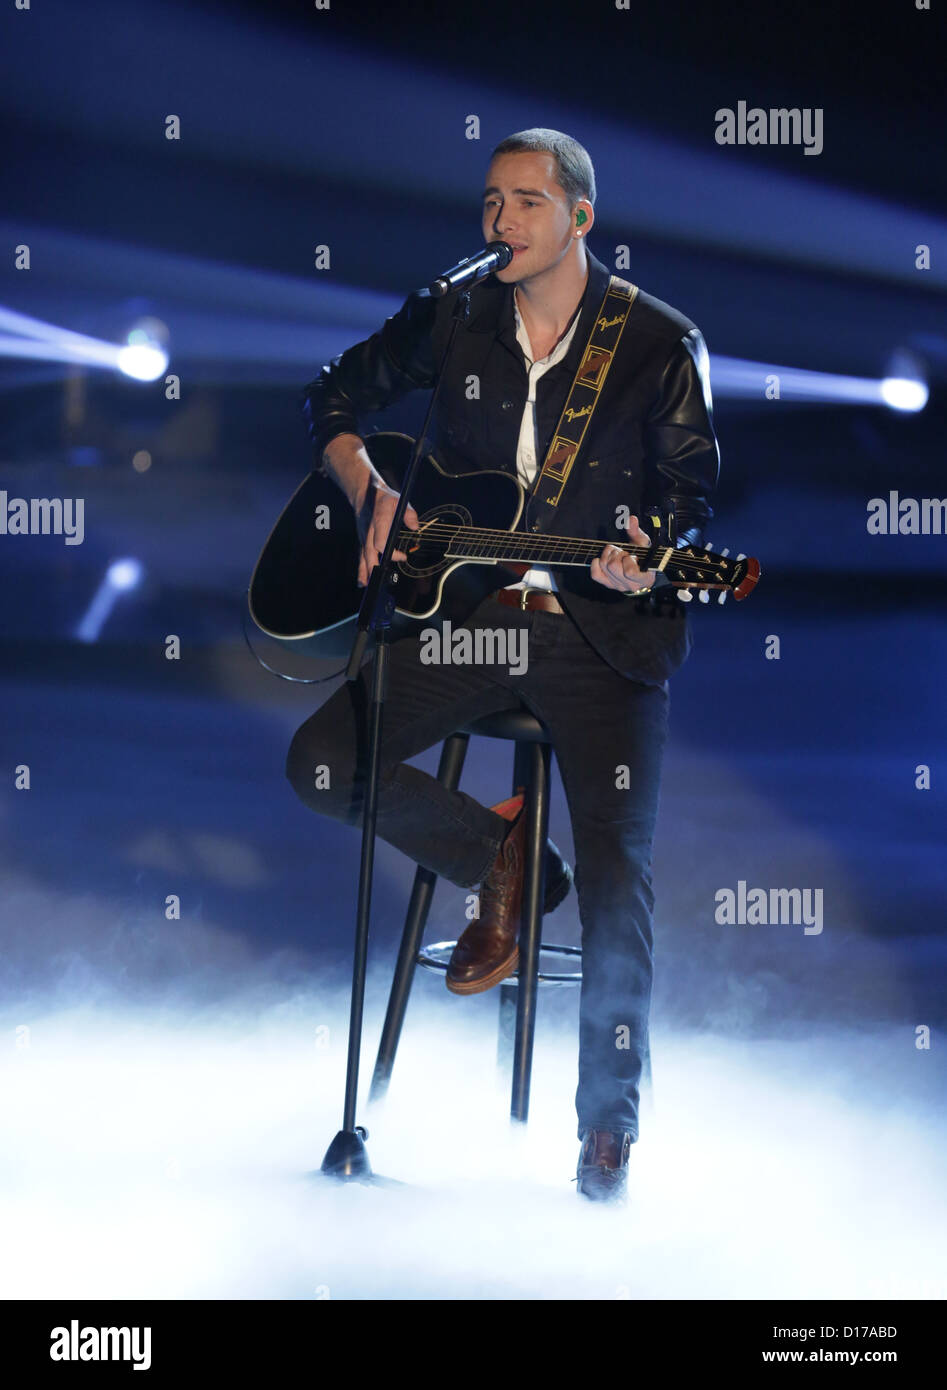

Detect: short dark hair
[490,128,596,206]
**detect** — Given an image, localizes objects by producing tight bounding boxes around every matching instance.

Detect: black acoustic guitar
[249,431,760,661]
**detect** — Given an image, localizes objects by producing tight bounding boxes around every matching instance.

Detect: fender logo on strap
[533,275,638,507]
[596,312,628,332]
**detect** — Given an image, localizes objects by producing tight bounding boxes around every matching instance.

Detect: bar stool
[369,706,582,1122]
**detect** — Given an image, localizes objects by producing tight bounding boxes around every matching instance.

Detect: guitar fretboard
[441,527,675,569]
[397,521,737,583]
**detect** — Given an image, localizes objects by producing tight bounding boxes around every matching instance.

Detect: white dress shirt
[503,296,583,594]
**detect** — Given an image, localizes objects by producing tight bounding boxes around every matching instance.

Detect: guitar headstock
[656,543,760,603]
[637,511,756,605]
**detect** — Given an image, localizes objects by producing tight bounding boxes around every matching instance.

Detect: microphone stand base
[319,1127,372,1177]
[312,1128,407,1188]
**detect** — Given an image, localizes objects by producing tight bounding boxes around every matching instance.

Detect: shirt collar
[465,249,613,363]
[513,292,583,367]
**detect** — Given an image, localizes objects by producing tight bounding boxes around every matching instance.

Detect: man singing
[286,128,720,1203]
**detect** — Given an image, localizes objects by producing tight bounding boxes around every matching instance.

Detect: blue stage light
[0,306,169,381]
[76,557,145,642]
[710,355,929,412]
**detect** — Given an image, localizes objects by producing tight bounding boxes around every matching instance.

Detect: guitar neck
[399,522,679,574]
[395,521,759,598]
[442,528,669,569]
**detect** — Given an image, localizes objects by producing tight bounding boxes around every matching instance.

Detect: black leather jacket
[303,250,720,686]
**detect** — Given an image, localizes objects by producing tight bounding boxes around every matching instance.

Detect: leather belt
[489,587,565,615]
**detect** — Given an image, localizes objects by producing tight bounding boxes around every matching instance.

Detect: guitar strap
[527,274,639,518]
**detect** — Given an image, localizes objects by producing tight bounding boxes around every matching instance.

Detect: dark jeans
[285,594,670,1142]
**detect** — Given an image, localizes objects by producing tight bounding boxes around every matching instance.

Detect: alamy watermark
[1,491,84,545]
[419,621,528,676]
[715,879,823,935]
[50,1321,151,1370]
[715,102,823,156]
[867,492,946,535]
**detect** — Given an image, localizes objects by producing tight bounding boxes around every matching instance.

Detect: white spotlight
[879,377,929,413]
[116,343,167,381]
[117,318,170,381]
[106,558,144,591]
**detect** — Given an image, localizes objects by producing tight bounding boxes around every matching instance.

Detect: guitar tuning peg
[717,590,729,605]
[736,553,746,562]
[698,588,710,603]
[704,540,712,552]
[677,587,693,602]
[720,547,730,557]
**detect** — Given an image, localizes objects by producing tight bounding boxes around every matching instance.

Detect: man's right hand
[319,433,420,587]
[355,481,420,589]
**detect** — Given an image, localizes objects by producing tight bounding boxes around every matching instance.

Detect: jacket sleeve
[642,328,720,548]
[301,290,439,468]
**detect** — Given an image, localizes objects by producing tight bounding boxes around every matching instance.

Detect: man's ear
[574,200,594,235]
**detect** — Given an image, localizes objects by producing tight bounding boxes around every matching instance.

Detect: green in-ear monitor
[576,210,587,226]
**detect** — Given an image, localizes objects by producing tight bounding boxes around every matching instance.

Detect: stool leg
[369,732,470,1102]
[496,981,517,1071]
[510,739,551,1123]
[511,741,530,801]
[498,737,536,1077]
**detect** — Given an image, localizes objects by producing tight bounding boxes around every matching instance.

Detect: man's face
[481,151,578,283]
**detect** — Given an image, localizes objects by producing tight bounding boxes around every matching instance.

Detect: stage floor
[1,617,945,1299]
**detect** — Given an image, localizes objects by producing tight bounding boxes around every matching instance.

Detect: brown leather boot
[445,793,527,995]
[575,1129,632,1204]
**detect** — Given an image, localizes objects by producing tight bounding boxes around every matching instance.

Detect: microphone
[428,242,513,297]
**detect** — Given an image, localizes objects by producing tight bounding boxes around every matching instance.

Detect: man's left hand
[590,514,657,593]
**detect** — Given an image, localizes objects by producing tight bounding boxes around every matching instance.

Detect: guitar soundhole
[399,505,471,578]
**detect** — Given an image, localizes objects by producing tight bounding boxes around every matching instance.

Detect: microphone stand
[317,288,472,1184]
